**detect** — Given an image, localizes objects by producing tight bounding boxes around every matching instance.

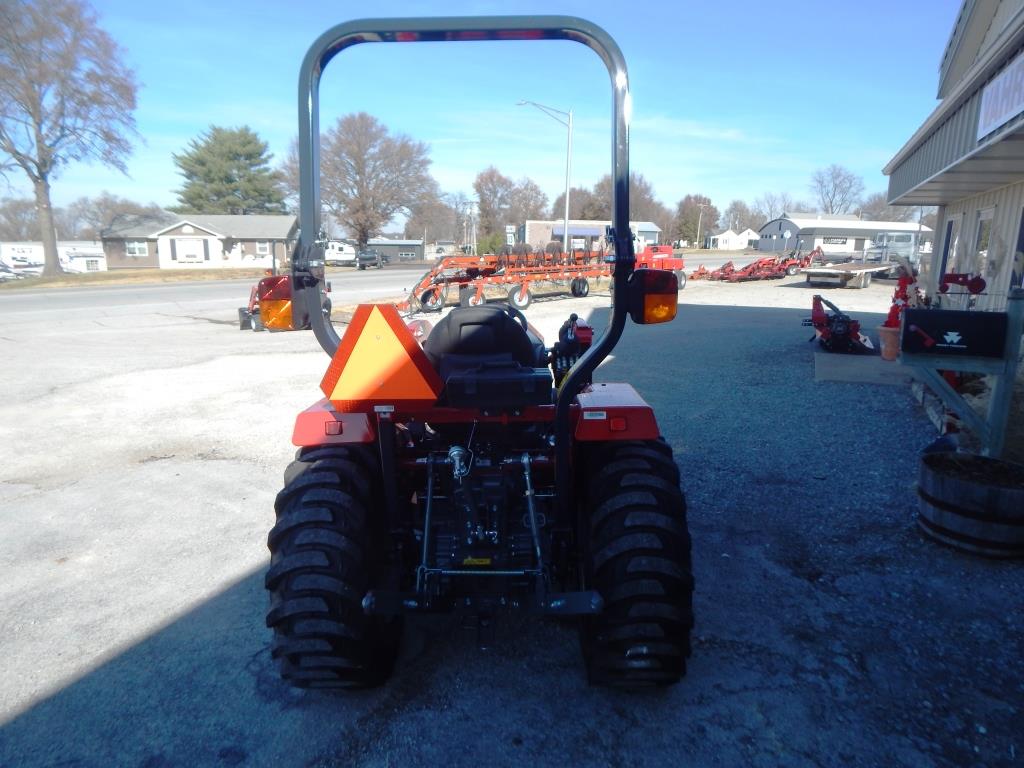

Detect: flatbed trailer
[401,245,685,311]
[802,261,893,289]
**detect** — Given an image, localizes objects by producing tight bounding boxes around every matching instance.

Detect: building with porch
[101,214,297,270]
[884,0,1024,310]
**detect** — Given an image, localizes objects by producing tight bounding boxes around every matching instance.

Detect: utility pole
[696,202,709,249]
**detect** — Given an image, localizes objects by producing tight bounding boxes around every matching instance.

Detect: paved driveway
[0,278,1020,768]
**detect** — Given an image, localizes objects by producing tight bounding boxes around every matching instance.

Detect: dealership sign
[978,48,1024,140]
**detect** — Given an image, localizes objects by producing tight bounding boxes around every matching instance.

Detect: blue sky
[12,0,961,216]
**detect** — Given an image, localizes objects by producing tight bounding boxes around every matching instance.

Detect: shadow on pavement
[4,302,1020,768]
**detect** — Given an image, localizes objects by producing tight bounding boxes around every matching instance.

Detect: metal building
[756,213,930,257]
[884,0,1024,310]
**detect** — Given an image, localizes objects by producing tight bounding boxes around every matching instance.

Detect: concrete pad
[814,347,916,386]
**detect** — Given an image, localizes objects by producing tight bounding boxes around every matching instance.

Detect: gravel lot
[1,274,1022,768]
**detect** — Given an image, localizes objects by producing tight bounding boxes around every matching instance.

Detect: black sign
[901,309,1008,358]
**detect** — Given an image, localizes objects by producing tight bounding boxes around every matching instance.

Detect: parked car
[357,248,385,269]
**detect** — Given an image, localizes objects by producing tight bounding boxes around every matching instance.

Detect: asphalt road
[0,266,423,316]
[1,277,1021,768]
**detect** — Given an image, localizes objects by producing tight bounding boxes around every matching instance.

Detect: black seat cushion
[423,305,536,369]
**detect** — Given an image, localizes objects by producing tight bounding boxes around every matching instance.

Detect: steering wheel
[504,303,529,332]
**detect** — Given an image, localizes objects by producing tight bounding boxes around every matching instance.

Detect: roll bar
[293,16,636,503]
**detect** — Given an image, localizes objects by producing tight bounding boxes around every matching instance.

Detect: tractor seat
[422,305,552,409]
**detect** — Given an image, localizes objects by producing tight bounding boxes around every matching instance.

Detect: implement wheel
[579,438,694,687]
[419,286,447,312]
[266,444,401,689]
[508,284,531,310]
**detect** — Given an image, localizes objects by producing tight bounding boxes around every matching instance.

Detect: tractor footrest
[538,590,604,615]
[362,588,604,616]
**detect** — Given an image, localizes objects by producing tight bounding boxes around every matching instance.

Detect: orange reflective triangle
[321,304,442,412]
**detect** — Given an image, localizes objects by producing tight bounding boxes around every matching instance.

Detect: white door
[177,238,204,263]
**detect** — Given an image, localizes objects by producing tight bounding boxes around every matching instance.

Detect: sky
[8,0,963,220]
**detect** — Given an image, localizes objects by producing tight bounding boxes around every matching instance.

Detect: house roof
[103,213,296,240]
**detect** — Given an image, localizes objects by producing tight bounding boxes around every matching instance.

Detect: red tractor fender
[573,383,660,441]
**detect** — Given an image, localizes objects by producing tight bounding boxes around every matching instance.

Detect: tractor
[264,16,694,689]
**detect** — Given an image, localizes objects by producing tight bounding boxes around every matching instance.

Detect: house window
[85,259,99,271]
[126,241,148,257]
[256,241,270,255]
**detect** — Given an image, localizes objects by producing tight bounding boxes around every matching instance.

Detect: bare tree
[0,0,138,275]
[62,191,165,239]
[719,199,762,232]
[473,166,516,238]
[0,197,38,240]
[508,178,548,226]
[405,182,462,243]
[672,194,719,245]
[282,113,432,247]
[858,191,916,222]
[753,191,802,222]
[810,164,865,215]
[550,186,603,221]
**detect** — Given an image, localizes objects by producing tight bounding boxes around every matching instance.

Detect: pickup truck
[357,248,386,269]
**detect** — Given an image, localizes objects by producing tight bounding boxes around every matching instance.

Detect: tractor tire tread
[580,439,694,688]
[266,451,400,689]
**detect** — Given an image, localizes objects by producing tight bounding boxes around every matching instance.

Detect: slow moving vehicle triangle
[321,303,442,412]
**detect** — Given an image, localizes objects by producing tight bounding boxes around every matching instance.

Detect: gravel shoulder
[0,274,1021,768]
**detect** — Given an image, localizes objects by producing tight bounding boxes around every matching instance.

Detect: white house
[705,227,759,250]
[101,214,297,270]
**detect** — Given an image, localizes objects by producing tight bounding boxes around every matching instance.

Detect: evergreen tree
[172,126,284,214]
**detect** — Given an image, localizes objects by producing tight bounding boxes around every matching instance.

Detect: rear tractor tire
[580,438,694,687]
[265,444,401,689]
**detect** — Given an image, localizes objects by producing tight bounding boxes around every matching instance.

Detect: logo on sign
[943,331,962,344]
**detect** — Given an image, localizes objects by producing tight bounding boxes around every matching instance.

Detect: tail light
[257,276,294,330]
[628,269,678,324]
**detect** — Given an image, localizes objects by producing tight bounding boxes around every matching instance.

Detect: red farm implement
[402,244,685,311]
[688,247,823,283]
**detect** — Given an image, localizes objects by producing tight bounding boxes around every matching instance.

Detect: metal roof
[104,214,296,240]
[760,215,932,234]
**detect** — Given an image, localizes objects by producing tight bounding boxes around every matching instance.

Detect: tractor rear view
[265,16,694,689]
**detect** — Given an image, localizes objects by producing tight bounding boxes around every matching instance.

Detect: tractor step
[362,589,603,617]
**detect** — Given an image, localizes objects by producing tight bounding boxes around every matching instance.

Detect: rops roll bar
[292,16,637,506]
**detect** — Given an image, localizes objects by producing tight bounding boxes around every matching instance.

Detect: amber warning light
[256,275,295,330]
[628,269,678,325]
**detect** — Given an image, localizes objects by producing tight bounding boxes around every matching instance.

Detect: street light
[517,100,573,254]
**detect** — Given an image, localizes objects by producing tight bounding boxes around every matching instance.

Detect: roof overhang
[891,124,1024,206]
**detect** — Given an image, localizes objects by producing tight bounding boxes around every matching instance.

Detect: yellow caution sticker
[462,557,492,566]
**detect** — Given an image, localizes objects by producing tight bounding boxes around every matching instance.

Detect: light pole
[518,100,573,254]
[696,202,709,249]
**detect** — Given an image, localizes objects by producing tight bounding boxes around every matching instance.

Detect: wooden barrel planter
[917,453,1024,558]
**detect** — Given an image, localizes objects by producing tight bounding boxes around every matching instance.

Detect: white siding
[933,179,1024,310]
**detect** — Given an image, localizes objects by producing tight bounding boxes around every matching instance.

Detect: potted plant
[878,268,917,361]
